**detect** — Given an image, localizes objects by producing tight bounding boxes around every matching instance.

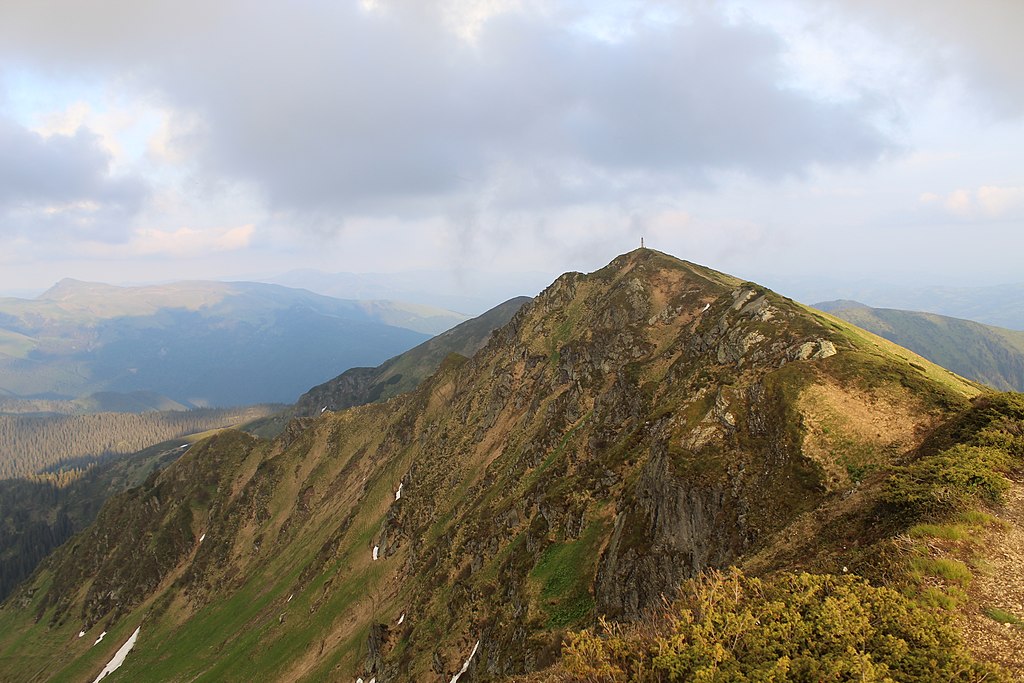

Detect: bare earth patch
[798,380,938,491]
[961,481,1024,678]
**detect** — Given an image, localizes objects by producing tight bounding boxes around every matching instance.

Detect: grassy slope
[817,300,1024,391]
[0,251,1004,682]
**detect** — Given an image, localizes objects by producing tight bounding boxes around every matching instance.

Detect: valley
[0,279,461,406]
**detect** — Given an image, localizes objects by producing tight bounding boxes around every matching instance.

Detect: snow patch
[701,303,710,312]
[372,545,379,561]
[78,630,85,638]
[287,593,293,603]
[93,631,107,646]
[199,533,206,543]
[91,626,140,682]
[321,406,327,414]
[449,640,480,683]
[394,483,403,500]
[397,613,405,625]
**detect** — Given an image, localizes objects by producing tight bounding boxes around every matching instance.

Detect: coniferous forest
[0,405,280,601]
[0,406,279,480]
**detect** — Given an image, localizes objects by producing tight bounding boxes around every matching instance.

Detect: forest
[0,406,279,481]
[0,405,281,601]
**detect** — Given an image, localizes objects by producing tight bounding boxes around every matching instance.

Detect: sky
[0,0,1022,303]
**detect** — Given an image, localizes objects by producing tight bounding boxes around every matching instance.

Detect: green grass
[909,556,973,586]
[907,523,969,541]
[983,607,1023,626]
[822,302,1024,392]
[530,518,607,629]
[0,328,36,359]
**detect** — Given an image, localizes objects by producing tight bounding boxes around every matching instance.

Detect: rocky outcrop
[596,447,744,619]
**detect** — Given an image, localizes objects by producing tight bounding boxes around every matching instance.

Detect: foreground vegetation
[552,569,1002,682]
[527,393,1024,681]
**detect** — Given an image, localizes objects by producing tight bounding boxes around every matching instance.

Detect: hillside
[0,406,281,604]
[817,300,1024,391]
[0,279,451,405]
[0,436,210,604]
[3,249,1019,682]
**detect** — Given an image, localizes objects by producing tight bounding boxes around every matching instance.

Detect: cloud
[919,185,1024,219]
[819,0,1024,117]
[977,185,1024,216]
[129,224,255,257]
[0,117,142,207]
[0,115,148,241]
[0,1,895,224]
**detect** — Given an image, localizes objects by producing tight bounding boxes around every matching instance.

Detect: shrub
[556,568,1005,682]
[884,445,1011,520]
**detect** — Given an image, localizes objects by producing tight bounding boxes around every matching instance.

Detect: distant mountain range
[269,267,553,314]
[295,296,531,417]
[778,281,1024,331]
[0,279,468,406]
[816,300,1024,392]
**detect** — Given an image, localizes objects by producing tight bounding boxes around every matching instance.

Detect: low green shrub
[884,444,1011,520]
[557,568,1005,682]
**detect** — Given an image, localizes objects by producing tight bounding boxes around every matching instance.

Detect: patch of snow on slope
[93,631,106,646]
[397,613,405,625]
[199,533,206,543]
[395,483,403,500]
[92,626,140,682]
[78,630,85,638]
[449,640,480,683]
[372,545,379,561]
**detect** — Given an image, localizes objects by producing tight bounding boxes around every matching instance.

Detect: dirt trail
[962,481,1024,678]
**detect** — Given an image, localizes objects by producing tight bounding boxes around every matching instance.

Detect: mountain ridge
[816,299,1024,391]
[1,249,1012,682]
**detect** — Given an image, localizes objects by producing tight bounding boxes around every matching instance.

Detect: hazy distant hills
[816,300,1024,391]
[0,279,466,406]
[269,267,553,314]
[784,282,1024,330]
[295,296,531,416]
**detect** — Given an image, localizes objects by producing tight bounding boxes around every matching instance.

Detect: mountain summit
[4,249,1012,681]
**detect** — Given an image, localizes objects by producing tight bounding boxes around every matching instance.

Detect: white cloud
[977,185,1024,217]
[129,224,255,257]
[944,189,971,216]
[919,185,1024,219]
[818,0,1024,117]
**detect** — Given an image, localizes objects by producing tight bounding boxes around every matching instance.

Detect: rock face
[1,249,981,682]
[596,448,743,619]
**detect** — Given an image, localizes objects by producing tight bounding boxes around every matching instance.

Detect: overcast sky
[0,0,1021,301]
